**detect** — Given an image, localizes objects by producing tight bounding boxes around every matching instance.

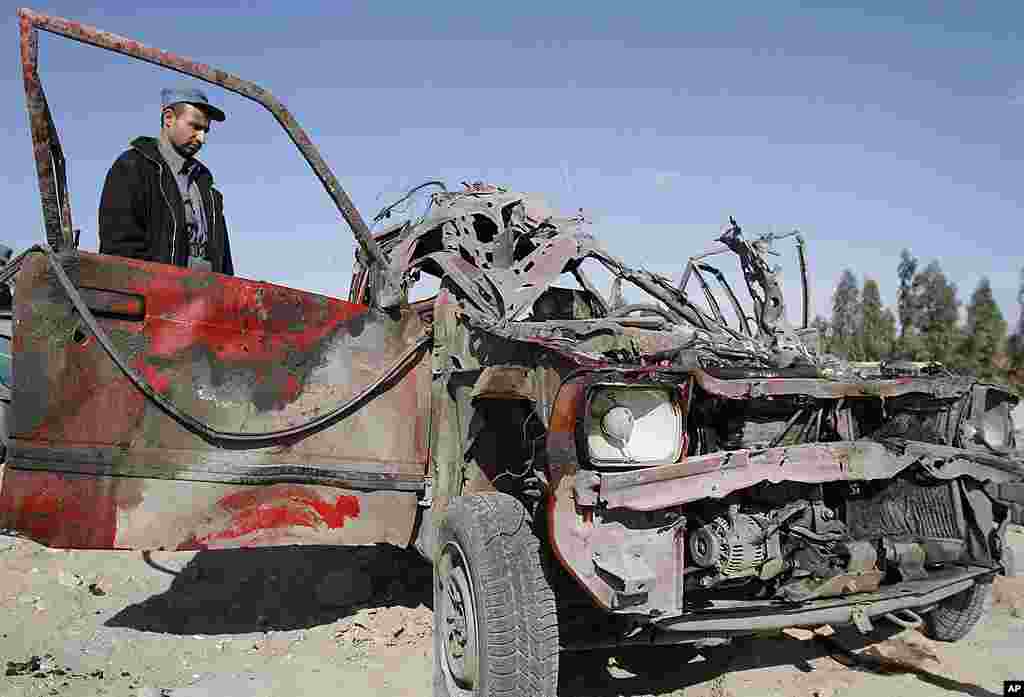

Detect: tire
[922,578,993,642]
[433,493,559,697]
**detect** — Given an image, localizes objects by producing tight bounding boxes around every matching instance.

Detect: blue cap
[161,87,225,122]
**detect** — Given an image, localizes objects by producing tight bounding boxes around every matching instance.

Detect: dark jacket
[98,136,233,275]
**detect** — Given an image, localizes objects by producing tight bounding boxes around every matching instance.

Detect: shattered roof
[368,182,818,370]
[354,182,1020,406]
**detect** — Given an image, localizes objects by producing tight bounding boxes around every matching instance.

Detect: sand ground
[2,524,1022,697]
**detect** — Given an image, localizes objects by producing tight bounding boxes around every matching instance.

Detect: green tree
[959,278,1007,381]
[895,249,921,358]
[911,260,960,366]
[860,278,892,361]
[830,269,862,360]
[880,308,898,359]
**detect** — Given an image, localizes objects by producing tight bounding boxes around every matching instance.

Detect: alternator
[689,512,769,579]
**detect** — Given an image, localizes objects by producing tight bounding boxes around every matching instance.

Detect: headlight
[585,385,682,465]
[963,387,1017,454]
[980,404,1010,450]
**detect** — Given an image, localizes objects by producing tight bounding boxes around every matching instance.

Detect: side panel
[0,252,429,549]
[0,470,418,550]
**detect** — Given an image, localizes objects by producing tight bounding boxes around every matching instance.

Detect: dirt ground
[2,524,1022,697]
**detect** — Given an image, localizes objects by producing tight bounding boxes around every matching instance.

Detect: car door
[0,251,431,551]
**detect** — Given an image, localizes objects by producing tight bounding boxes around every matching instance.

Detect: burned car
[1,10,1023,697]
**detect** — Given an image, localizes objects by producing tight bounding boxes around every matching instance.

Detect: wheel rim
[439,540,479,694]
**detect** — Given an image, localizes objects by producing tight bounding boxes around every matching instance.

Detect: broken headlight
[585,386,682,465]
[981,406,1011,450]
[962,387,1017,454]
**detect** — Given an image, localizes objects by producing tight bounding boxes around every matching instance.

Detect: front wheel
[922,578,993,642]
[433,493,559,697]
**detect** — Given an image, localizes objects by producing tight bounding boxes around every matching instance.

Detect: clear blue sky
[0,1,1021,329]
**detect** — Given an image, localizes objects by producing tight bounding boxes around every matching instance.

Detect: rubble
[783,627,816,641]
[332,605,432,650]
[5,652,103,682]
[859,633,943,674]
[993,575,1024,617]
[5,655,42,676]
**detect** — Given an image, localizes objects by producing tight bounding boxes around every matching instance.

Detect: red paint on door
[180,486,361,548]
[0,471,118,548]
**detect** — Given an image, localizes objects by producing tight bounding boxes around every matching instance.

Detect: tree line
[812,250,1024,392]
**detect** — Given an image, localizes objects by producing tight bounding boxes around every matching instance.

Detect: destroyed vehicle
[1,10,1022,697]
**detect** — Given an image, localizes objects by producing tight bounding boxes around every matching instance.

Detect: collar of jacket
[130,136,214,188]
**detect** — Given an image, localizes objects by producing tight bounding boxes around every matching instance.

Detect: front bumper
[561,565,992,650]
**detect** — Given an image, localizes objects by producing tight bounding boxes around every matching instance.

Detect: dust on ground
[1,539,433,696]
[2,526,1022,697]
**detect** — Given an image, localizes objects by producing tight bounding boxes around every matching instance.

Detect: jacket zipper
[159,165,179,266]
[136,147,179,265]
[201,186,215,268]
[214,193,222,271]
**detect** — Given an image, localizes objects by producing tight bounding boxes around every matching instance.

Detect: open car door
[0,10,432,551]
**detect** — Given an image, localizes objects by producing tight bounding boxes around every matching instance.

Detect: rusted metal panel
[6,442,427,491]
[587,516,683,614]
[693,368,977,401]
[0,468,129,548]
[79,287,145,319]
[545,371,695,613]
[598,441,914,512]
[19,11,74,250]
[428,287,468,527]
[545,377,615,608]
[653,567,985,634]
[889,439,1024,478]
[428,283,577,536]
[12,251,428,463]
[3,251,428,549]
[0,468,417,550]
[470,365,536,402]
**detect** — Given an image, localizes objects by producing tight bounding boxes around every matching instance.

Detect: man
[98,87,233,275]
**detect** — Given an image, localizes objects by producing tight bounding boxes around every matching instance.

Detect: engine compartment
[672,383,1009,607]
[551,376,1018,619]
[575,464,1005,621]
[679,475,983,608]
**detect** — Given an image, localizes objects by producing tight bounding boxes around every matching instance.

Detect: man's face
[162,103,211,158]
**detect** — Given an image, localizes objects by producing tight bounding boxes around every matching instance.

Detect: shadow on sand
[104,544,432,635]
